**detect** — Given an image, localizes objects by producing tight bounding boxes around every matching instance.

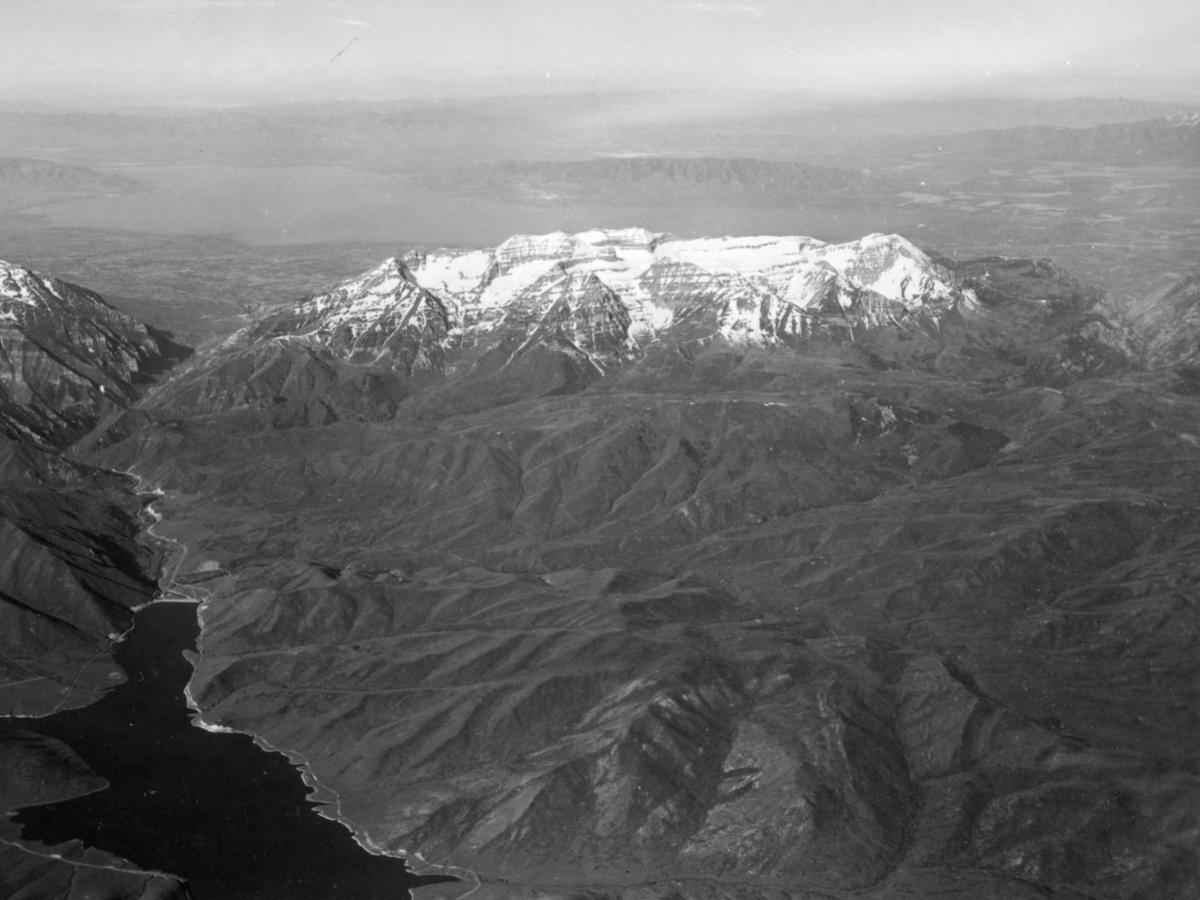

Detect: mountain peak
[0,259,58,312]
[408,228,965,345]
[0,259,189,444]
[227,230,973,376]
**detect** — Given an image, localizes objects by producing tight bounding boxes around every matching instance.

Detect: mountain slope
[1126,271,1200,369]
[95,229,1134,438]
[0,260,186,719]
[0,263,190,898]
[0,260,189,445]
[930,114,1200,166]
[76,229,1198,899]
[0,157,141,195]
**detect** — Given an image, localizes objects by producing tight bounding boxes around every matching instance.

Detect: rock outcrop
[0,260,188,445]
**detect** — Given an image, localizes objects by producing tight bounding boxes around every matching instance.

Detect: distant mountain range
[0,157,141,194]
[923,114,1200,165]
[2,94,1195,170]
[104,229,1116,431]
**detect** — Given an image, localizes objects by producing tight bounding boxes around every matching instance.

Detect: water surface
[16,602,454,899]
[32,163,929,247]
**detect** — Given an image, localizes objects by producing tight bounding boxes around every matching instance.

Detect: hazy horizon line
[1,84,1197,116]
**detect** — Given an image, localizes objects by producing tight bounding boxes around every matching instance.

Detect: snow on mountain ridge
[292,257,421,325]
[804,233,954,304]
[0,259,188,444]
[0,259,65,315]
[280,230,967,363]
[1,259,146,333]
[415,229,963,343]
[254,256,453,370]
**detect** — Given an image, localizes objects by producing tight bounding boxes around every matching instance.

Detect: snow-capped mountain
[0,261,187,445]
[120,230,978,428]
[126,228,1140,432]
[270,228,970,367]
[248,257,453,373]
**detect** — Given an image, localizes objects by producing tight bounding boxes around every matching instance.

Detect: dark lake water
[14,601,455,899]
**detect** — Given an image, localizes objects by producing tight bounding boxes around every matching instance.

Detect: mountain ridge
[0,157,142,195]
[91,228,1144,439]
[925,114,1200,165]
[0,259,189,445]
[0,263,188,897]
[3,233,1198,899]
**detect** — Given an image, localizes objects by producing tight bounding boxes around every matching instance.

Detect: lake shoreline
[7,471,454,898]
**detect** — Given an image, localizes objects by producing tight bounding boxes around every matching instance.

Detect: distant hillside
[1,96,1193,172]
[0,157,141,194]
[441,156,895,207]
[929,115,1200,166]
[1129,271,1200,368]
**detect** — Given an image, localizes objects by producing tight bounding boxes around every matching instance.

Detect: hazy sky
[4,0,1198,106]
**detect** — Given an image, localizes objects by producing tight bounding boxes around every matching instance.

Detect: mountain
[408,228,965,346]
[0,453,184,900]
[91,229,1133,441]
[438,157,895,207]
[0,260,189,445]
[1126,271,1200,369]
[0,157,141,195]
[65,229,1198,899]
[7,96,1184,173]
[0,257,191,712]
[89,230,964,435]
[0,261,187,713]
[0,263,189,900]
[89,230,960,431]
[110,256,452,430]
[711,96,1200,138]
[928,114,1200,166]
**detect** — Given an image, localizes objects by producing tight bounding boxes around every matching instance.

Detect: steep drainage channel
[12,480,457,898]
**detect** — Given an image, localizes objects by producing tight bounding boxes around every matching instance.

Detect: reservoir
[13,601,455,899]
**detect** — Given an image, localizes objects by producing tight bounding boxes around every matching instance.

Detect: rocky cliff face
[0,260,187,445]
[248,257,454,371]
[0,261,185,719]
[1128,271,1200,369]
[72,230,1199,899]
[0,262,190,899]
